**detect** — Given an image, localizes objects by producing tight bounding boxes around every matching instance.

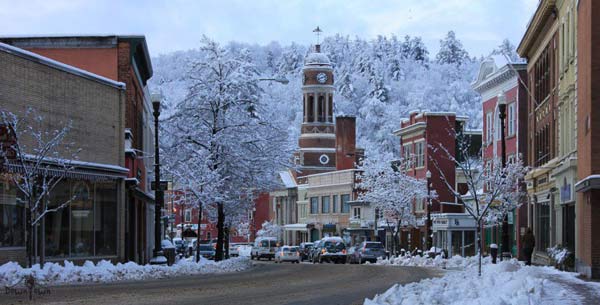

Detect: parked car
[308,240,322,263]
[299,242,314,261]
[173,238,188,257]
[198,243,216,260]
[312,237,347,264]
[228,242,251,257]
[251,237,278,260]
[350,241,386,264]
[274,246,301,263]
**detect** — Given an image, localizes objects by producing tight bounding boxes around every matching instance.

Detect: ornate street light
[497,92,510,260]
[426,170,432,250]
[150,94,167,265]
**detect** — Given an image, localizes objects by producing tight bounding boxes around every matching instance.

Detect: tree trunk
[26,204,32,268]
[196,202,202,263]
[477,221,482,276]
[215,203,225,261]
[224,226,230,259]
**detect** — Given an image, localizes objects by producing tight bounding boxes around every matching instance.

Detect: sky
[0,0,539,58]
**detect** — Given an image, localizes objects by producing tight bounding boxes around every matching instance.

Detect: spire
[313,26,323,52]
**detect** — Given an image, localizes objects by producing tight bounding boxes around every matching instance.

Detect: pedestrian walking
[521,228,535,266]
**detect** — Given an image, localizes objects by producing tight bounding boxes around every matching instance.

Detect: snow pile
[0,257,251,287]
[377,254,491,269]
[365,259,594,305]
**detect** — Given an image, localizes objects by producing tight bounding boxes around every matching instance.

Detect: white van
[251,237,279,260]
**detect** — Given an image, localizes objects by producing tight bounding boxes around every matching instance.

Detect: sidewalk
[539,272,600,305]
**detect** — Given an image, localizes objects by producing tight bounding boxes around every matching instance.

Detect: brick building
[168,190,270,244]
[0,42,127,265]
[0,35,157,264]
[517,0,579,267]
[393,111,481,252]
[472,56,529,258]
[574,0,600,278]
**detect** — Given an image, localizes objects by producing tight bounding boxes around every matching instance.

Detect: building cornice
[517,0,557,57]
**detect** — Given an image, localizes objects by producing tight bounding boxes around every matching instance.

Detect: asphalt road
[1,261,441,305]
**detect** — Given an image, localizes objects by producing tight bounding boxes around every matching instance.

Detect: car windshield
[365,243,384,249]
[260,240,277,247]
[199,245,213,251]
[288,247,298,252]
[323,241,346,252]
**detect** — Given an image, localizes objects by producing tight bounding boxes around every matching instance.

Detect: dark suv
[312,237,347,264]
[299,242,314,261]
[350,241,386,264]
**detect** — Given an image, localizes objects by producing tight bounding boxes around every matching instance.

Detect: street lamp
[150,94,167,265]
[497,92,510,260]
[426,170,432,250]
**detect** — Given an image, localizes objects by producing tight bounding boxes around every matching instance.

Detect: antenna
[313,26,323,45]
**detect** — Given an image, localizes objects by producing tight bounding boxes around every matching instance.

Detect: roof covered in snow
[305,52,331,66]
[279,170,297,189]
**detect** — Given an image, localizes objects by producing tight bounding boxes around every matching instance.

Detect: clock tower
[297,35,336,176]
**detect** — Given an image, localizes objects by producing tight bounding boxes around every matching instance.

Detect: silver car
[275,246,300,263]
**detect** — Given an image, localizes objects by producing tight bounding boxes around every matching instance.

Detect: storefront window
[71,181,94,257]
[0,181,24,247]
[452,231,462,256]
[45,180,71,258]
[95,181,117,255]
[536,203,550,252]
[464,231,475,256]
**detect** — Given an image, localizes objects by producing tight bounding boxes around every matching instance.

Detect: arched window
[307,95,314,122]
[318,95,325,122]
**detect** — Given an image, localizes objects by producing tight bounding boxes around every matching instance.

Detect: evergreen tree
[436,30,470,66]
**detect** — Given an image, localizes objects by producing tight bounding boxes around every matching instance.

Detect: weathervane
[313,26,323,45]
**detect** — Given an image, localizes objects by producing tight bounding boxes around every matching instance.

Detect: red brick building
[168,190,271,243]
[393,111,481,250]
[472,56,529,258]
[1,35,156,264]
[574,0,600,279]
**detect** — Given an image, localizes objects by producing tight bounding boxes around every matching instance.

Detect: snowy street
[0,260,440,305]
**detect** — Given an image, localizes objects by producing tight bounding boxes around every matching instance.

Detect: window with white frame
[508,102,516,136]
[184,209,192,222]
[415,141,425,168]
[486,112,493,144]
[403,143,413,168]
[353,207,361,219]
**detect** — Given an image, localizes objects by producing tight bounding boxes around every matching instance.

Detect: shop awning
[284,224,308,232]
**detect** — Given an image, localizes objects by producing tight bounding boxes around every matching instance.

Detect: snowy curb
[0,257,252,287]
[376,254,491,270]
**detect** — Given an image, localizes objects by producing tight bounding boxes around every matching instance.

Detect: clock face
[319,154,330,165]
[316,72,328,84]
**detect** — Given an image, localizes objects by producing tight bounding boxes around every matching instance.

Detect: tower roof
[305,51,330,66]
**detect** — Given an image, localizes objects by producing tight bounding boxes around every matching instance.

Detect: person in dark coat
[521,228,535,266]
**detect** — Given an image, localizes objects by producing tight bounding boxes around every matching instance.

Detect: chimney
[335,116,356,170]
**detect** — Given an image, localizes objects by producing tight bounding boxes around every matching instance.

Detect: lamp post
[150,94,166,265]
[426,170,432,250]
[497,92,509,260]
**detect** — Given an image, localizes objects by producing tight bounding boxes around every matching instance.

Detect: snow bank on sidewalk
[0,257,251,287]
[376,254,491,269]
[365,259,594,305]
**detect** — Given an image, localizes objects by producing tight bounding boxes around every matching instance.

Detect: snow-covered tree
[491,39,522,63]
[436,31,470,66]
[162,36,290,261]
[357,152,429,255]
[256,220,282,240]
[0,108,79,267]
[430,128,528,276]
